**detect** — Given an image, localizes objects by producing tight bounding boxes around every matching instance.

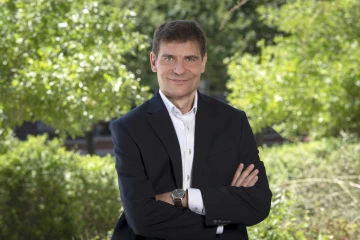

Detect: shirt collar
[159,89,198,115]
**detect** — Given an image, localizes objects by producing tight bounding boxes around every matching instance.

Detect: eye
[186,57,195,62]
[164,56,173,61]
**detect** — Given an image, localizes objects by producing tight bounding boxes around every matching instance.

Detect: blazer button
[213,220,218,224]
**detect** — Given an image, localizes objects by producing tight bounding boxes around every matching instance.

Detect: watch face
[172,189,185,199]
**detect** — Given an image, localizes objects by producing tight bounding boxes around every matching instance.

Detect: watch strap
[174,198,182,207]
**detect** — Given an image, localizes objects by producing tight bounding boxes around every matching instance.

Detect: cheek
[158,66,172,76]
[189,68,203,78]
[156,68,166,79]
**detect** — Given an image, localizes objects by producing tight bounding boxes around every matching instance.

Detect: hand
[231,163,258,187]
[155,191,188,208]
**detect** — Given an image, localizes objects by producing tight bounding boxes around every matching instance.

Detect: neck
[166,91,196,114]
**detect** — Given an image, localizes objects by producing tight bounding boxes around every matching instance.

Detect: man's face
[150,41,207,100]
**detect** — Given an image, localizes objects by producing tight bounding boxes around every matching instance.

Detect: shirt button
[189,149,192,155]
[187,175,190,180]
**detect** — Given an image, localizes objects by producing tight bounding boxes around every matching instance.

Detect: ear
[201,53,208,73]
[150,52,157,72]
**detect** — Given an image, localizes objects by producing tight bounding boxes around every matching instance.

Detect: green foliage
[0,0,151,139]
[248,134,360,239]
[227,0,360,137]
[112,0,285,93]
[249,190,309,240]
[0,134,120,240]
[1,134,359,239]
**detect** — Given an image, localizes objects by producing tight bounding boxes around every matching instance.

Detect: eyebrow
[160,54,200,59]
[160,54,174,58]
[185,55,200,59]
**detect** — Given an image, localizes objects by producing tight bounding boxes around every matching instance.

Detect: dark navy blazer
[109,90,272,240]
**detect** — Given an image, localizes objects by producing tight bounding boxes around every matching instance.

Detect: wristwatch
[171,189,186,207]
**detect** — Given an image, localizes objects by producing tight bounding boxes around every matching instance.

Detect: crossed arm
[156,163,259,207]
[110,113,272,240]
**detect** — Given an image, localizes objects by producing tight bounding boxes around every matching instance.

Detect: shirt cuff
[188,188,224,235]
[216,225,224,234]
[187,188,205,215]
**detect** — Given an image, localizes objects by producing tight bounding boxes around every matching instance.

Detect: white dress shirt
[159,90,224,235]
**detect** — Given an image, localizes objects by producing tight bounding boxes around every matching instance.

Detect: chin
[171,88,194,97]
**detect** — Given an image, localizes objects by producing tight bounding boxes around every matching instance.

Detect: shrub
[1,133,358,239]
[0,135,120,240]
[249,133,360,239]
[249,189,309,240]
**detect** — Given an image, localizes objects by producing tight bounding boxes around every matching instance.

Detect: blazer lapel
[192,92,216,188]
[145,91,183,189]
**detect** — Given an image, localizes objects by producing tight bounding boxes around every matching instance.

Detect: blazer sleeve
[110,119,218,240]
[199,111,272,226]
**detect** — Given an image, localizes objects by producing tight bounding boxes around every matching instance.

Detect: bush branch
[219,0,250,30]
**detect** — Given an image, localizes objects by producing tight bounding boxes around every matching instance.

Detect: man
[110,20,272,240]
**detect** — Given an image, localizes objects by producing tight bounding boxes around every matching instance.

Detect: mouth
[169,78,188,83]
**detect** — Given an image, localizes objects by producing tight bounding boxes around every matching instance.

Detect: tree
[111,0,285,95]
[0,0,151,141]
[227,0,360,138]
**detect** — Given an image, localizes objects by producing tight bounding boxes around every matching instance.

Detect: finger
[234,164,255,187]
[247,175,258,187]
[242,169,259,186]
[242,169,259,187]
[231,163,244,186]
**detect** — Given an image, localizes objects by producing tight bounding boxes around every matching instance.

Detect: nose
[173,60,186,75]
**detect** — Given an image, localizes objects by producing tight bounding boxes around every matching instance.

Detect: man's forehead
[158,40,201,54]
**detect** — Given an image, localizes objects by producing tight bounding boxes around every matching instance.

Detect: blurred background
[0,0,359,239]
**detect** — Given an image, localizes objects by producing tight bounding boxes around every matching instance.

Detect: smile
[169,78,188,83]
